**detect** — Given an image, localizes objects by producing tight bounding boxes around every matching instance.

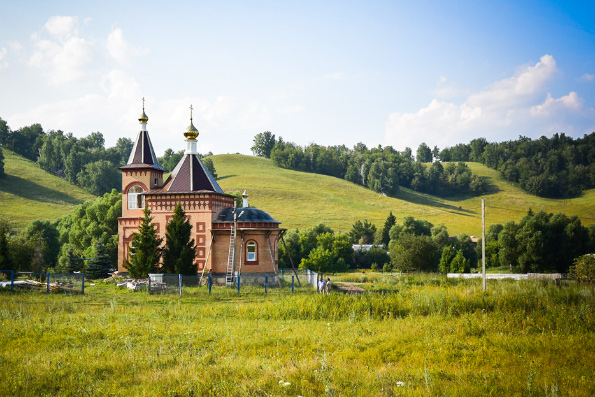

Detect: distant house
[117,104,283,283]
[352,244,385,252]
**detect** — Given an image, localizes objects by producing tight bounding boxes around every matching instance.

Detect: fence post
[10,270,14,293]
[82,273,85,295]
[281,269,284,278]
[237,275,241,294]
[148,276,151,293]
[208,275,212,294]
[265,275,268,293]
[46,273,50,294]
[292,275,294,293]
[179,274,182,297]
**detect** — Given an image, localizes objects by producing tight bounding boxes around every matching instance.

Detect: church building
[117,104,283,283]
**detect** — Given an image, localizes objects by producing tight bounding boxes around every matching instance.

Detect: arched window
[128,185,145,209]
[246,241,257,262]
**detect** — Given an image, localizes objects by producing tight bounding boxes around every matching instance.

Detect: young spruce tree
[85,240,113,279]
[124,207,163,278]
[162,203,197,275]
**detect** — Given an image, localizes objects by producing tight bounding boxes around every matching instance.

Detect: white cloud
[580,73,594,82]
[0,47,7,70]
[44,16,78,42]
[466,54,557,110]
[106,28,149,64]
[29,16,93,85]
[385,55,594,150]
[530,92,583,116]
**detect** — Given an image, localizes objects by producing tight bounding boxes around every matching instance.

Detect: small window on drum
[128,185,145,209]
[246,241,257,262]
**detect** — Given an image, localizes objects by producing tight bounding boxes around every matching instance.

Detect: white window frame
[246,241,257,262]
[128,185,145,209]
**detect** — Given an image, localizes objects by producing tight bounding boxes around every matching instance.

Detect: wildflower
[284,382,291,386]
[279,380,283,384]
[396,381,405,387]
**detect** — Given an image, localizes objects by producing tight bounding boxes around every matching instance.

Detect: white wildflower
[284,382,291,386]
[396,381,405,387]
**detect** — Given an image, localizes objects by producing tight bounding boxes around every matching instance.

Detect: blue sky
[0,0,593,157]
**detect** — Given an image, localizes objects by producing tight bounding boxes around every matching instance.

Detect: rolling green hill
[1,150,593,236]
[212,154,595,236]
[0,149,95,230]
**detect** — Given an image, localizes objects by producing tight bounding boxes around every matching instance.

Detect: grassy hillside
[0,149,95,230]
[212,154,595,236]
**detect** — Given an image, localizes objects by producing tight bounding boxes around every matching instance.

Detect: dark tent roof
[214,207,280,224]
[120,130,165,171]
[165,153,223,193]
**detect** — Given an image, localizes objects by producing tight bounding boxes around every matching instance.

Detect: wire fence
[0,270,85,294]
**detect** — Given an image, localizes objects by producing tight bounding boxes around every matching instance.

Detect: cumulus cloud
[580,73,594,82]
[44,16,78,41]
[29,16,93,85]
[106,28,149,64]
[385,55,594,150]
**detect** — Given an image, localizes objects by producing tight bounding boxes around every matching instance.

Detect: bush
[569,254,595,283]
[382,263,393,273]
[371,262,381,271]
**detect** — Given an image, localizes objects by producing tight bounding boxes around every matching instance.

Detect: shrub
[569,254,595,283]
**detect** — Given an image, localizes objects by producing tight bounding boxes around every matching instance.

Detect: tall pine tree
[124,207,163,278]
[162,203,197,275]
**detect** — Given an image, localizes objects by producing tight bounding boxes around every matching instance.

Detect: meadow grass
[212,154,595,235]
[0,149,94,230]
[1,275,594,396]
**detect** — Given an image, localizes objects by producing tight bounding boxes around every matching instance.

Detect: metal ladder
[225,226,236,285]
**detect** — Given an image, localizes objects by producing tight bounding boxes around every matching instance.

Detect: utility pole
[482,199,486,291]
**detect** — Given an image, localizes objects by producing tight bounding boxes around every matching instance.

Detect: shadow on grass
[395,189,478,216]
[0,174,86,205]
[216,174,237,181]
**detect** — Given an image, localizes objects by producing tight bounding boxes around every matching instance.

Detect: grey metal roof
[214,207,280,224]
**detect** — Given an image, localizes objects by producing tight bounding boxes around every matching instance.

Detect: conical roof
[120,129,165,171]
[164,154,223,193]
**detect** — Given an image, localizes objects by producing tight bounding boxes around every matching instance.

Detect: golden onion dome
[184,121,199,140]
[138,109,149,123]
[139,97,148,123]
[184,104,199,139]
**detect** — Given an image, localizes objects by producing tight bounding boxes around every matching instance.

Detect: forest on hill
[0,117,216,196]
[251,131,595,198]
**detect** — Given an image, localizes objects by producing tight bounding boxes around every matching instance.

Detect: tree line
[439,133,595,198]
[278,210,595,275]
[252,131,487,197]
[0,117,217,196]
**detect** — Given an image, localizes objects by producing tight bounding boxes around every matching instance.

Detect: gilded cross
[142,97,145,110]
[190,104,193,120]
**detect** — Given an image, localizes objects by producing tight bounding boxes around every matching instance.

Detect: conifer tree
[381,212,396,247]
[162,203,197,275]
[124,207,163,278]
[85,240,113,279]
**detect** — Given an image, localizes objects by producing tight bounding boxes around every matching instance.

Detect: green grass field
[1,275,594,396]
[212,154,595,235]
[0,149,95,230]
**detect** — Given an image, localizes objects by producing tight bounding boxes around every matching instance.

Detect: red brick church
[117,103,283,283]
